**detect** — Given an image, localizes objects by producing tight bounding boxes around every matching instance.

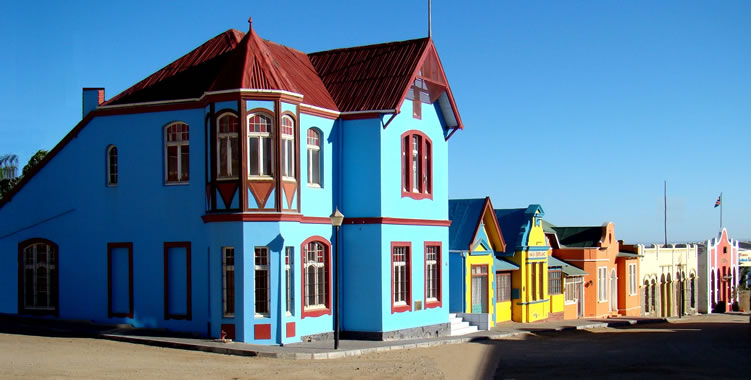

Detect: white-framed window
[281,115,295,180]
[598,266,607,302]
[392,244,411,312]
[425,245,440,304]
[106,145,118,186]
[565,276,582,304]
[306,128,321,186]
[285,246,294,316]
[628,264,637,295]
[165,122,189,183]
[254,247,269,317]
[248,113,274,178]
[216,113,239,179]
[222,247,235,317]
[303,241,328,312]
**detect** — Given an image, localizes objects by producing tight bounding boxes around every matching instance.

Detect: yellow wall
[506,214,553,323]
[495,301,512,322]
[550,294,565,313]
[464,253,495,327]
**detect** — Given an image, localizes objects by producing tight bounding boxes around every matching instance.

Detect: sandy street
[0,332,497,380]
[1,313,748,379]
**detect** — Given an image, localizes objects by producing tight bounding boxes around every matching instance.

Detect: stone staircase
[449,313,478,336]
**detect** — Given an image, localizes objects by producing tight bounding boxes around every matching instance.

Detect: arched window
[106,145,118,186]
[217,113,239,179]
[306,128,321,186]
[248,113,274,177]
[301,238,330,318]
[165,122,189,183]
[689,274,696,308]
[401,130,432,199]
[644,280,650,313]
[19,239,58,315]
[281,115,295,180]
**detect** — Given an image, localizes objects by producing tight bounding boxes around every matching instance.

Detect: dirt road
[1,313,748,379]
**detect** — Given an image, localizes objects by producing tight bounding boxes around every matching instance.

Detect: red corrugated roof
[106,26,338,111]
[106,30,244,105]
[308,38,430,113]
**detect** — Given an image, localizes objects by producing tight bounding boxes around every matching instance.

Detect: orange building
[545,222,640,318]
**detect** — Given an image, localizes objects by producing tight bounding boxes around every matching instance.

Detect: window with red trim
[248,113,274,177]
[401,131,432,200]
[301,238,330,318]
[392,242,412,313]
[165,122,189,183]
[216,114,239,179]
[424,243,441,308]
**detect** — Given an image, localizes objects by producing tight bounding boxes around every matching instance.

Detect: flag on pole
[714,194,721,208]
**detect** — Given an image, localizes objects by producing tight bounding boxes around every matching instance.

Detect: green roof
[548,256,588,276]
[617,251,640,258]
[550,226,603,248]
[494,257,520,271]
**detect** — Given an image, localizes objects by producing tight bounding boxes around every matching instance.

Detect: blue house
[0,19,463,344]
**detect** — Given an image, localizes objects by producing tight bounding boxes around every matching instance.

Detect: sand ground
[0,332,502,380]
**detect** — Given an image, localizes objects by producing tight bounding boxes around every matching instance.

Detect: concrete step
[450,325,478,336]
[451,320,470,329]
[449,313,457,319]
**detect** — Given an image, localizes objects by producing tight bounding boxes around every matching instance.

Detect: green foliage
[0,150,48,201]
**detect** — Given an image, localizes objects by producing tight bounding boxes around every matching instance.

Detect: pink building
[698,228,740,313]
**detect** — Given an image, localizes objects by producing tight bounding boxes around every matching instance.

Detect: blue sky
[1,1,749,243]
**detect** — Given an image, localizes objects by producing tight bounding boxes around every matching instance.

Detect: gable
[309,39,463,135]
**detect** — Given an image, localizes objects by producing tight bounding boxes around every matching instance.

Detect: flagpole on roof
[428,0,432,38]
[720,192,723,231]
[664,180,667,246]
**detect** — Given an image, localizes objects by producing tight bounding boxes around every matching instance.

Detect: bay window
[248,113,274,177]
[217,114,239,179]
[281,115,295,180]
[254,247,269,317]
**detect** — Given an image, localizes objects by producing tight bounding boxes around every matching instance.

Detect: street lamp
[329,207,344,349]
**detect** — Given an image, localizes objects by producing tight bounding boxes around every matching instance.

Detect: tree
[0,154,19,180]
[0,150,47,200]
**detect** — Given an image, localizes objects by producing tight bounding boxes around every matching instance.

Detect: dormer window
[248,113,273,178]
[281,115,295,181]
[217,114,239,179]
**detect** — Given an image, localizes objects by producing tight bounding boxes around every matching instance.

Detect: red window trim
[391,241,412,314]
[400,130,433,200]
[300,236,332,319]
[163,241,192,320]
[424,242,442,309]
[107,242,134,319]
[17,238,59,317]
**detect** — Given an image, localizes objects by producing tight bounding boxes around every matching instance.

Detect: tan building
[627,243,699,317]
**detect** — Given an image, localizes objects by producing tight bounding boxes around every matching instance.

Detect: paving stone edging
[97,317,669,360]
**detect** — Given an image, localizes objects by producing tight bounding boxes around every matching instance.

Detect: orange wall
[563,302,578,320]
[552,223,621,318]
[617,257,641,316]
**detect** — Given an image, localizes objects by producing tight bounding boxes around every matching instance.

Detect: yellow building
[449,198,518,329]
[495,205,551,323]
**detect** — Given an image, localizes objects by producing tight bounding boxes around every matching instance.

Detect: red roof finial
[248,17,253,31]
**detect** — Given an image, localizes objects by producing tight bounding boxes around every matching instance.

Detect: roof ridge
[309,37,430,56]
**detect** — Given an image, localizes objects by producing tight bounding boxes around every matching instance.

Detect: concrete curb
[96,317,671,360]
